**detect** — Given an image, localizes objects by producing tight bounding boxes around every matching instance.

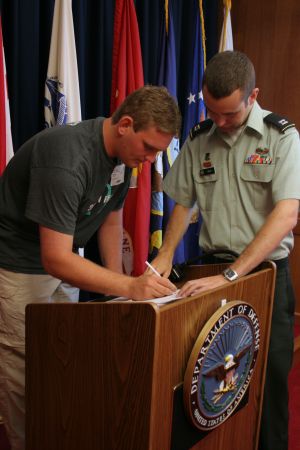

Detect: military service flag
[149,1,185,263]
[178,0,206,262]
[44,0,81,127]
[110,0,150,277]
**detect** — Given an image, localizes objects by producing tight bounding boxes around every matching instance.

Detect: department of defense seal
[183,301,260,431]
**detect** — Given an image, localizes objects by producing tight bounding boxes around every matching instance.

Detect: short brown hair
[112,85,181,136]
[203,51,256,102]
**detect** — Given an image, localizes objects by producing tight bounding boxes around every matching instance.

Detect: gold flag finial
[165,0,169,35]
[199,0,207,68]
[220,0,232,52]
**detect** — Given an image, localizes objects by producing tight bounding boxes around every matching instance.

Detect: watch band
[222,267,239,282]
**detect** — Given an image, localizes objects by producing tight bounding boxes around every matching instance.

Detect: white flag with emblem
[44,0,81,127]
[44,0,83,277]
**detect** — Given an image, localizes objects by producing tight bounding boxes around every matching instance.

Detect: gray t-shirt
[0,118,131,273]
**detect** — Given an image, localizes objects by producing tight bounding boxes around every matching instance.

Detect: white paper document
[108,290,182,305]
[148,290,182,304]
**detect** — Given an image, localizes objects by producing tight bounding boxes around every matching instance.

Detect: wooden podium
[25,262,276,450]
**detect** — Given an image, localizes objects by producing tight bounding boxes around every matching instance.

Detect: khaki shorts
[0,268,79,450]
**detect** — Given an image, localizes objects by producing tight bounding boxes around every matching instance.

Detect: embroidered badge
[200,153,215,175]
[203,153,212,168]
[255,147,270,155]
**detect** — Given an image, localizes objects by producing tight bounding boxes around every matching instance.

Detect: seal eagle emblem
[183,301,260,431]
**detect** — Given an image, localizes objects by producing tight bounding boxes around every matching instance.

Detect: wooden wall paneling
[231,0,300,129]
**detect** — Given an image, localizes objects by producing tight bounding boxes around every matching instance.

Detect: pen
[145,260,161,277]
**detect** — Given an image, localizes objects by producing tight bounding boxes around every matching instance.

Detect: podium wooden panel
[25,262,275,450]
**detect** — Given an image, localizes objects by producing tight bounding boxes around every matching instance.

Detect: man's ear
[117,116,134,135]
[248,88,259,106]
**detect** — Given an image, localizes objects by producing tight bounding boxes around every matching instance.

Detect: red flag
[0,18,13,175]
[110,0,150,276]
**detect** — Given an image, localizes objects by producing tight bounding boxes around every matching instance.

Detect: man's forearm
[39,221,177,301]
[98,209,123,273]
[43,248,131,296]
[231,199,299,277]
[178,199,299,298]
[159,203,193,258]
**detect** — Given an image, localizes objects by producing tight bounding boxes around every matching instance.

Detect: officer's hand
[179,274,228,297]
[146,253,173,278]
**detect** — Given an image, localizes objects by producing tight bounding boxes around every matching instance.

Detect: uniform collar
[208,101,269,138]
[244,101,270,136]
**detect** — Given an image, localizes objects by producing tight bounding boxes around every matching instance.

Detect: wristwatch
[222,267,239,282]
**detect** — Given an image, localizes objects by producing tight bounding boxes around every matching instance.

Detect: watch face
[223,268,238,281]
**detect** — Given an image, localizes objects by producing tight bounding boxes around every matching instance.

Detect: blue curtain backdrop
[0,0,219,150]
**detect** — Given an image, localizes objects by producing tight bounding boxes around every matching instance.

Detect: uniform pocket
[240,164,275,210]
[193,169,219,211]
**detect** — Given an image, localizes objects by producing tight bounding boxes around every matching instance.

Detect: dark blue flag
[178,0,206,263]
[180,0,206,143]
[149,2,185,264]
[150,0,206,265]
